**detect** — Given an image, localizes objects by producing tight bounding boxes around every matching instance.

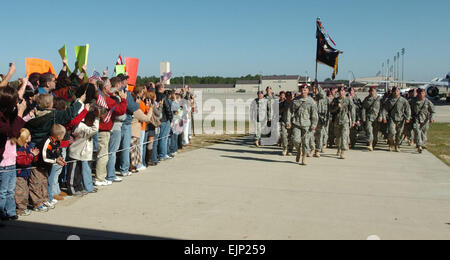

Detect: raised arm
[0,63,16,88]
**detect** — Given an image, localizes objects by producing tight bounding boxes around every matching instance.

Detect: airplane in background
[357,72,450,103]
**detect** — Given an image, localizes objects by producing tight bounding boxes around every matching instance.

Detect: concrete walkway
[3,138,450,240]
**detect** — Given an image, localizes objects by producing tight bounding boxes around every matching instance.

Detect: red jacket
[99,95,127,131]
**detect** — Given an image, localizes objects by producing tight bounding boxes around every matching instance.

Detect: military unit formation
[254,83,435,166]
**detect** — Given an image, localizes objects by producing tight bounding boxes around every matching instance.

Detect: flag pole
[315,60,318,82]
[315,18,319,82]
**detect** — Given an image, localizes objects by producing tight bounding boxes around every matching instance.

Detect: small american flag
[97,92,108,109]
[161,72,173,82]
[103,105,118,124]
[116,54,123,65]
[89,71,102,82]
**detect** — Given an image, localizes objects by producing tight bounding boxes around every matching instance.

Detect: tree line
[135,74,262,86]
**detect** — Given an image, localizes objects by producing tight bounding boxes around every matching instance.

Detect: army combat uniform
[330,96,355,159]
[250,97,271,146]
[403,96,417,145]
[287,96,318,165]
[381,96,411,152]
[349,95,362,149]
[411,97,435,153]
[279,99,293,155]
[312,86,329,157]
[361,95,381,151]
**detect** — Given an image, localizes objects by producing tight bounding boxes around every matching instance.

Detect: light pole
[401,48,405,88]
[397,52,400,87]
[348,70,356,89]
[258,71,263,92]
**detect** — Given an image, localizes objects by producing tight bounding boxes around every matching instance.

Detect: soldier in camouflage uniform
[348,87,362,149]
[329,87,356,159]
[287,85,318,166]
[379,90,391,141]
[280,92,294,156]
[327,87,338,148]
[411,88,436,153]
[361,86,381,151]
[250,91,271,147]
[404,89,417,146]
[381,87,411,152]
[311,82,329,158]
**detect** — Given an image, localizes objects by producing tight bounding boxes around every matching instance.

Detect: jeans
[169,133,179,154]
[137,130,148,168]
[0,166,17,217]
[107,130,122,181]
[158,121,170,159]
[48,148,67,201]
[81,161,94,192]
[93,133,99,152]
[119,124,132,174]
[152,132,160,164]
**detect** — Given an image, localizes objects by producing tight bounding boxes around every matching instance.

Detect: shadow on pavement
[221,155,298,164]
[0,221,171,240]
[207,147,282,156]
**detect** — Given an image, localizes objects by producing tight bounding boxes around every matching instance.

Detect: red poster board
[125,57,139,86]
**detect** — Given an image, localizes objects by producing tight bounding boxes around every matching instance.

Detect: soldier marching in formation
[361,86,381,151]
[329,87,356,159]
[381,86,411,152]
[311,81,329,158]
[411,88,436,153]
[251,83,437,166]
[286,84,318,165]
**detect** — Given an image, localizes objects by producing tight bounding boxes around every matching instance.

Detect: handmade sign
[125,57,139,86]
[25,58,56,77]
[74,44,89,71]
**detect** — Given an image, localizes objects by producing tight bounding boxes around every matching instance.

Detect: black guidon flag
[316,18,343,80]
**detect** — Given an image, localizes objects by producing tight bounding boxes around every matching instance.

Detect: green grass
[427,123,450,166]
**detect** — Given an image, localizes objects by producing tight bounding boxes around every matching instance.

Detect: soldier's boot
[336,149,341,157]
[395,145,401,153]
[321,145,327,153]
[296,147,302,163]
[282,149,288,156]
[301,155,307,166]
[418,146,423,154]
[367,142,374,152]
[339,150,345,159]
[313,150,321,158]
[255,140,260,147]
[388,141,394,152]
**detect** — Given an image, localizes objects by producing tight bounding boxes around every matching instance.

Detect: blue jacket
[124,91,140,125]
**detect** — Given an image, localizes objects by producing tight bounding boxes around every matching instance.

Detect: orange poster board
[26,58,57,77]
[125,57,139,86]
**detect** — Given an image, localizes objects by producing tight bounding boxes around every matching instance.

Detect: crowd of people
[252,82,436,165]
[0,60,195,221]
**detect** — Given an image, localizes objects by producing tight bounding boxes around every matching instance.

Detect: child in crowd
[15,128,40,216]
[37,124,67,211]
[67,107,99,195]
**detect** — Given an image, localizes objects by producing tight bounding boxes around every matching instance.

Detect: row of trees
[135,74,262,86]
